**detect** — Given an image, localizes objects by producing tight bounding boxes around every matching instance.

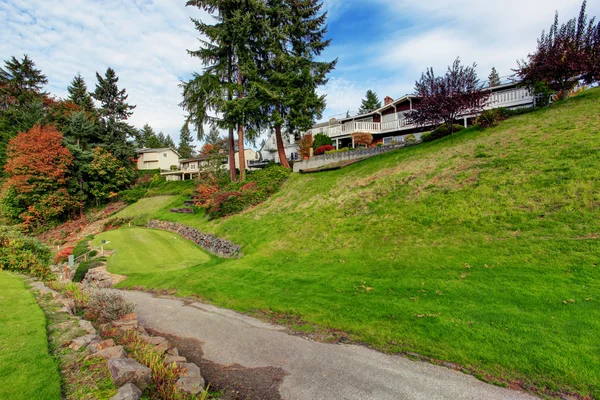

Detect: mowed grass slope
[0,272,61,400]
[115,89,600,397]
[92,228,212,277]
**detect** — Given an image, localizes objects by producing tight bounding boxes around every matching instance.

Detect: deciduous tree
[408,58,489,133]
[516,1,599,100]
[1,125,74,228]
[87,147,134,206]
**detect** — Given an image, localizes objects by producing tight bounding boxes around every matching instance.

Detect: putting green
[92,228,211,275]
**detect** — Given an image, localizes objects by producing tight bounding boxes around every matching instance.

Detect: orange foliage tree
[351,132,373,147]
[1,125,74,229]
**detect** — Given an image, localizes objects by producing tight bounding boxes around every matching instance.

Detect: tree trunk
[228,127,236,181]
[275,125,290,169]
[237,68,246,181]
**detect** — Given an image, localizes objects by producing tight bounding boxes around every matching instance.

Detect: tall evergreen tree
[358,90,381,114]
[488,67,501,87]
[164,134,176,149]
[178,125,196,158]
[255,0,336,168]
[65,111,96,148]
[92,67,137,159]
[0,54,48,107]
[67,73,95,112]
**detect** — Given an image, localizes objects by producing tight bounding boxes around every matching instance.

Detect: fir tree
[488,67,501,87]
[164,134,176,149]
[65,111,96,148]
[178,125,196,158]
[0,54,48,106]
[92,67,136,159]
[67,73,95,112]
[256,0,336,168]
[358,90,381,114]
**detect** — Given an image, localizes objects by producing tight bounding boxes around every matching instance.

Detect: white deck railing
[311,87,534,139]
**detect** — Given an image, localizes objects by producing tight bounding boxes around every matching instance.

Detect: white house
[302,81,536,148]
[136,148,181,171]
[259,132,299,163]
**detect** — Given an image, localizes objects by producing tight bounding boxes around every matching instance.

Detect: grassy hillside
[0,272,61,400]
[114,89,600,397]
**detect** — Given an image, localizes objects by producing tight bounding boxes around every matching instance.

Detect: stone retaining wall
[147,220,242,259]
[292,141,421,172]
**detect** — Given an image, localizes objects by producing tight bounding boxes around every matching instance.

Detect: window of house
[163,153,167,157]
[191,164,196,169]
[383,137,393,145]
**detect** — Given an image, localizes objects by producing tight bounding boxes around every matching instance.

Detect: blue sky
[1,0,595,148]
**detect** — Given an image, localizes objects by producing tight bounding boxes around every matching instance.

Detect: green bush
[118,187,148,204]
[476,109,505,128]
[404,134,417,144]
[325,147,350,154]
[73,235,94,258]
[207,164,290,219]
[0,226,52,279]
[72,260,103,283]
[313,133,333,150]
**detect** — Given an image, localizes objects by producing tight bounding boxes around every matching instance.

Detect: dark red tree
[407,58,489,133]
[516,1,599,100]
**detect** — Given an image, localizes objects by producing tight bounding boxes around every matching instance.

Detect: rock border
[147,220,242,258]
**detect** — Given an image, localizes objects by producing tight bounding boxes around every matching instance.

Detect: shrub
[312,133,333,150]
[102,217,131,231]
[315,144,335,155]
[53,246,74,264]
[195,183,219,208]
[298,134,313,158]
[352,132,373,147]
[73,235,94,258]
[86,290,135,323]
[404,134,417,144]
[72,260,103,283]
[118,187,147,204]
[0,226,52,279]
[476,109,505,128]
[376,142,383,147]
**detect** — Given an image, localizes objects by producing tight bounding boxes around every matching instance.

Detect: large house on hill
[305,81,535,148]
[136,148,181,171]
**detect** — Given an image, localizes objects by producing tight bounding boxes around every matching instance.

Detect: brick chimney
[384,96,394,105]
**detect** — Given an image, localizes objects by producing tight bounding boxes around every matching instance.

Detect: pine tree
[358,90,381,114]
[92,67,136,159]
[256,0,336,168]
[0,55,48,106]
[65,111,96,148]
[488,67,501,87]
[164,134,176,149]
[178,125,195,158]
[67,73,95,112]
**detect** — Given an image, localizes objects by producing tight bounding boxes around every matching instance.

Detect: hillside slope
[117,89,600,397]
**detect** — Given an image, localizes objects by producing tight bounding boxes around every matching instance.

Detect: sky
[1,0,596,148]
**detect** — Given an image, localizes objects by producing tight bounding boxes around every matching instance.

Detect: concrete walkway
[121,290,537,400]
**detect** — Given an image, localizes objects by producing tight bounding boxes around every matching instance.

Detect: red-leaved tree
[516,1,600,100]
[351,132,373,148]
[407,58,489,133]
[2,125,74,229]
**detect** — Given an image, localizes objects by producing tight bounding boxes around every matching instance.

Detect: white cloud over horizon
[2,0,598,141]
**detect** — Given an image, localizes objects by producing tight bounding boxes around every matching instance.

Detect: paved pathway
[121,290,537,400]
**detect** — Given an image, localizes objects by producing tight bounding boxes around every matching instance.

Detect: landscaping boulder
[88,339,115,353]
[79,319,96,335]
[92,345,127,360]
[59,298,76,313]
[109,383,142,400]
[111,319,138,331]
[69,334,99,350]
[176,363,205,395]
[164,355,187,365]
[140,335,167,346]
[108,358,152,390]
[167,347,179,356]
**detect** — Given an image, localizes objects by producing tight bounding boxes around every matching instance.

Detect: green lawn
[0,272,61,400]
[111,89,600,397]
[92,228,212,277]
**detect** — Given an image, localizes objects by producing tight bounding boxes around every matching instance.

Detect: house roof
[180,155,212,163]
[136,147,181,157]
